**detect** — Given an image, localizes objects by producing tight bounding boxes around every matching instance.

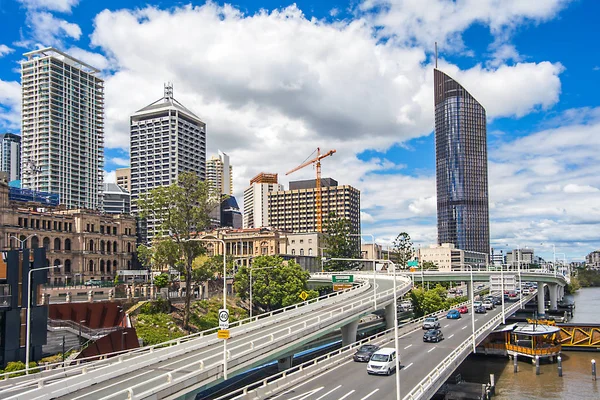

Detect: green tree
[323,213,360,271]
[234,256,318,312]
[422,261,438,270]
[137,172,219,328]
[153,273,170,290]
[392,232,413,269]
[137,244,153,269]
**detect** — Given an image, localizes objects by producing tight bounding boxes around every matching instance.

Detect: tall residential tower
[434,69,490,256]
[243,173,282,229]
[21,48,104,209]
[206,150,232,195]
[0,133,21,182]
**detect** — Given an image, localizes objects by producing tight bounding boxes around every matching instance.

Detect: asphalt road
[272,301,512,400]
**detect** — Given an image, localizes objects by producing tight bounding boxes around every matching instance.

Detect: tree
[234,256,318,312]
[137,244,153,269]
[153,273,170,290]
[323,213,360,271]
[392,232,414,269]
[422,261,438,270]
[137,172,219,328]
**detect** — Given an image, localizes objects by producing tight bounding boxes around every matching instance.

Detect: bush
[2,361,39,378]
[135,313,183,346]
[139,298,171,314]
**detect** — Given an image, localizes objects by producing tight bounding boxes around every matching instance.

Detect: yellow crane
[286,148,336,233]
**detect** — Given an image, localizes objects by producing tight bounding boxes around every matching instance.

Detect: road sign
[217,329,230,339]
[332,274,354,283]
[218,308,229,330]
[408,260,418,267]
[299,291,309,301]
[409,267,416,272]
[333,283,353,291]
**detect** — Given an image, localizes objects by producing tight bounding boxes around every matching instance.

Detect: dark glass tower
[434,69,490,256]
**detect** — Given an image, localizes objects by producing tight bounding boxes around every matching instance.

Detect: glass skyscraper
[434,68,490,256]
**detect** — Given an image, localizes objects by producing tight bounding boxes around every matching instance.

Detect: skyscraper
[115,167,131,192]
[21,48,104,209]
[434,68,490,256]
[243,173,282,229]
[206,150,232,196]
[130,83,206,241]
[0,133,21,182]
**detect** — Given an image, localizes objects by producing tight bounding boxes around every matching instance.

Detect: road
[272,300,515,400]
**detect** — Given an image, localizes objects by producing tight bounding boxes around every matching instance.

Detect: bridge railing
[0,276,371,389]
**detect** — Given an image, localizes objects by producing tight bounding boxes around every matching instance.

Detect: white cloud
[108,157,130,167]
[104,170,116,183]
[0,45,14,57]
[66,47,110,70]
[0,79,22,130]
[22,11,82,47]
[488,43,522,67]
[563,184,599,194]
[18,0,80,13]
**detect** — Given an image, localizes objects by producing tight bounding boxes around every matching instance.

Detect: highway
[269,299,520,400]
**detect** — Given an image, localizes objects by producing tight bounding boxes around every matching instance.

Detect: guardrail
[0,276,372,395]
[47,319,122,339]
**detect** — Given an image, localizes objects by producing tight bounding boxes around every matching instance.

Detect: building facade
[434,68,490,256]
[206,151,232,196]
[21,48,104,210]
[103,183,130,215]
[586,250,600,269]
[130,84,206,242]
[243,173,283,229]
[0,181,136,284]
[418,243,488,272]
[0,133,21,182]
[506,248,535,268]
[268,178,361,235]
[115,168,131,192]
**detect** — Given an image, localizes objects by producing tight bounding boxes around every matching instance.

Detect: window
[300,249,304,256]
[58,222,62,231]
[43,237,50,250]
[91,224,95,232]
[113,227,117,235]
[86,223,90,232]
[291,249,296,255]
[24,218,28,228]
[100,240,105,252]
[53,221,57,230]
[300,240,304,244]
[54,238,61,251]
[100,226,104,234]
[308,239,313,244]
[65,239,71,251]
[89,240,94,251]
[18,217,22,226]
[309,248,313,256]
[65,259,71,273]
[291,240,295,244]
[42,220,46,229]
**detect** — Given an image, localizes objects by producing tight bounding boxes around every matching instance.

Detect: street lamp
[10,234,37,249]
[249,265,277,319]
[26,264,59,374]
[464,264,476,353]
[383,259,401,400]
[349,233,377,310]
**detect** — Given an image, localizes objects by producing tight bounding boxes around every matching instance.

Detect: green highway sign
[332,274,354,283]
[407,260,418,267]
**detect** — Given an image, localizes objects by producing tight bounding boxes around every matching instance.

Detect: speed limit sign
[218,308,229,329]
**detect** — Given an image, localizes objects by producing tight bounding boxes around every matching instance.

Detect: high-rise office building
[206,150,232,195]
[268,178,361,235]
[434,68,490,256]
[103,183,131,214]
[243,173,282,229]
[130,84,206,241]
[0,133,21,182]
[21,48,104,210]
[115,167,131,192]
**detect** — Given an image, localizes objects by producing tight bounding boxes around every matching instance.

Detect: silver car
[422,316,440,330]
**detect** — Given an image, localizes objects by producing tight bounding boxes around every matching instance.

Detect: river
[455,287,600,399]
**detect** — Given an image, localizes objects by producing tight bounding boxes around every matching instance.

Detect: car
[483,300,494,310]
[492,297,502,305]
[473,301,483,309]
[353,344,380,362]
[477,284,485,290]
[423,329,444,343]
[367,347,397,375]
[456,289,463,296]
[458,305,468,314]
[84,279,102,287]
[422,316,441,330]
[448,288,456,294]
[522,288,531,295]
[446,309,461,319]
[475,305,487,314]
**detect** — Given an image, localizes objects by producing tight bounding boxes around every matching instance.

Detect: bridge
[0,270,566,400]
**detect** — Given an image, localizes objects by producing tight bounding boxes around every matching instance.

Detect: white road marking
[68,369,156,400]
[448,334,454,339]
[315,385,341,400]
[462,326,467,330]
[271,360,352,398]
[404,344,413,350]
[444,324,450,328]
[339,390,355,400]
[404,362,414,370]
[427,346,436,353]
[475,319,479,322]
[361,389,380,399]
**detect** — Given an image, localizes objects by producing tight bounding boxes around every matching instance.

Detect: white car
[473,301,483,309]
[522,288,531,295]
[367,347,398,375]
[483,300,494,310]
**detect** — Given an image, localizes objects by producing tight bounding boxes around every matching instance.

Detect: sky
[0,0,599,262]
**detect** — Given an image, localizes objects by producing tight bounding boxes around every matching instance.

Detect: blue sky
[1,0,599,261]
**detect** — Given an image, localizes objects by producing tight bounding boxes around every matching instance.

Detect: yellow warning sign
[217,329,230,339]
[299,291,309,301]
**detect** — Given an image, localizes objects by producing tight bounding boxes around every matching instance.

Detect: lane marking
[427,346,436,353]
[404,362,414,370]
[361,389,380,399]
[339,390,355,400]
[68,369,155,400]
[404,344,412,350]
[315,384,341,400]
[444,324,450,328]
[475,319,479,322]
[271,361,351,398]
[462,326,467,330]
[448,334,454,339]
[280,387,324,400]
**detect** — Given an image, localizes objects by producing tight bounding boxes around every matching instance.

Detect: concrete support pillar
[41,293,50,305]
[384,303,396,330]
[88,290,94,302]
[537,282,545,317]
[126,286,132,300]
[466,280,473,301]
[341,319,359,346]
[108,289,114,301]
[559,285,564,300]
[66,291,72,303]
[549,284,558,310]
[277,355,293,371]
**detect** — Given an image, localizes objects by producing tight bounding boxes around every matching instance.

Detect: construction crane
[286,148,336,233]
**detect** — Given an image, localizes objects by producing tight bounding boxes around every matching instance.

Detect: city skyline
[0,0,599,260]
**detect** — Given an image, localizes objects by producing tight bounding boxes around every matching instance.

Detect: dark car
[353,344,380,362]
[492,297,502,305]
[475,305,487,314]
[423,329,444,343]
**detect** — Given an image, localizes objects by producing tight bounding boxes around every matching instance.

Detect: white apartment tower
[130,83,206,241]
[0,133,21,182]
[21,48,104,209]
[243,173,283,229]
[206,150,232,195]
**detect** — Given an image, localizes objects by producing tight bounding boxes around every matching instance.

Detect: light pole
[465,264,476,353]
[382,259,401,400]
[10,234,37,249]
[26,264,59,374]
[349,233,377,310]
[249,265,277,319]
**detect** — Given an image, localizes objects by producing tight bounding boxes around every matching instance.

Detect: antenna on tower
[164,82,173,100]
[435,42,438,69]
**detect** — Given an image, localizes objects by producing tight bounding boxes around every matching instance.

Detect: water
[456,287,600,400]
